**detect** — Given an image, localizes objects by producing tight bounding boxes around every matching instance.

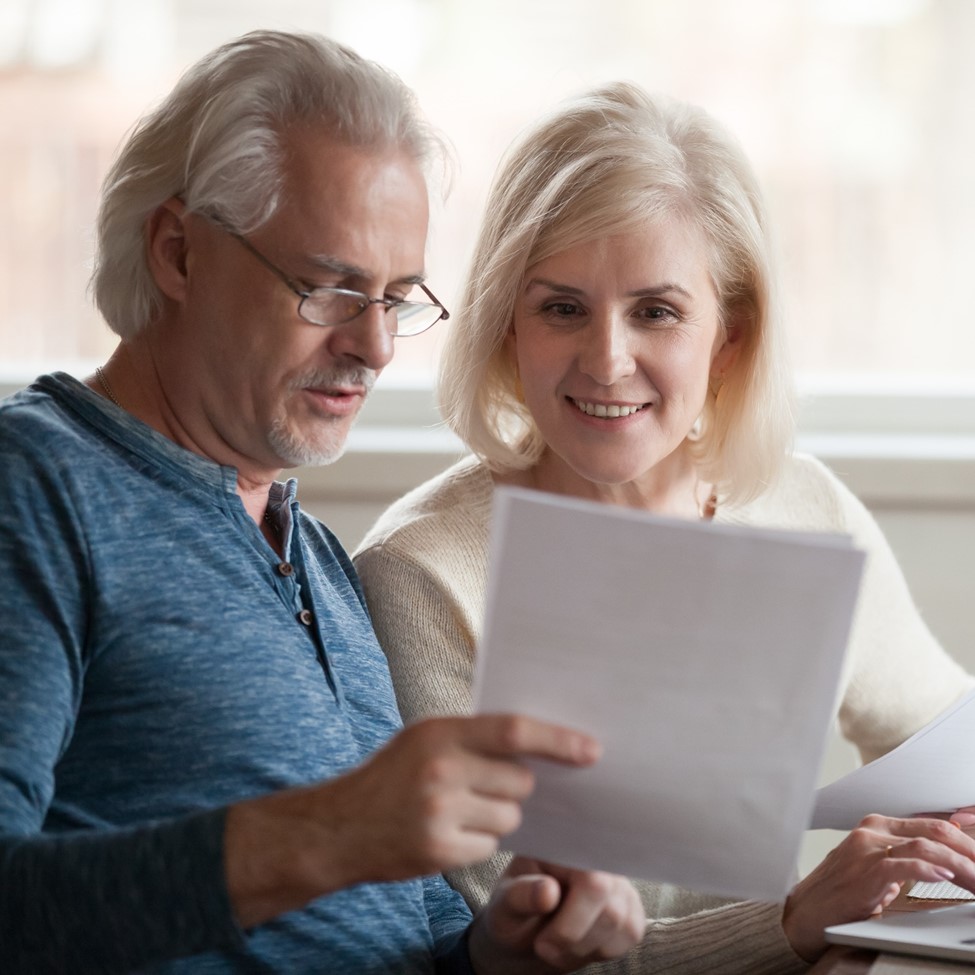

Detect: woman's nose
[578,312,635,385]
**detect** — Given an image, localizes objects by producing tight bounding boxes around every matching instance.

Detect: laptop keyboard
[908,879,975,900]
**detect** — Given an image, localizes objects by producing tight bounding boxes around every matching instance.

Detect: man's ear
[146,198,190,302]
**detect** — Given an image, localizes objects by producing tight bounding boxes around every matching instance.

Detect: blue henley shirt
[0,373,474,973]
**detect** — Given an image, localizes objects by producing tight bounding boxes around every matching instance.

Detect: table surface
[810,945,878,974]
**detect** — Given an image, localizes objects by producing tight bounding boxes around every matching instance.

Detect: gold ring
[885,844,894,858]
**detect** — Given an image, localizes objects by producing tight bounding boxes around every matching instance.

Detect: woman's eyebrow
[524,277,585,295]
[628,283,693,300]
[524,278,692,299]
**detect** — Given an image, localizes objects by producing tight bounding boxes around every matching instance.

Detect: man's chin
[279,444,348,470]
[268,427,350,470]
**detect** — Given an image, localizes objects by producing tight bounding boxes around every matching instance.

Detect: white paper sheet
[812,688,975,830]
[473,487,866,902]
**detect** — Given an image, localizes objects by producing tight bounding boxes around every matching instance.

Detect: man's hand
[224,714,600,927]
[468,856,645,974]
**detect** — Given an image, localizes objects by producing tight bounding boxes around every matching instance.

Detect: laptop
[825,903,975,965]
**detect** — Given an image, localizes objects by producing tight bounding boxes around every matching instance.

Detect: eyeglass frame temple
[226,225,449,327]
[417,283,450,323]
[222,228,311,299]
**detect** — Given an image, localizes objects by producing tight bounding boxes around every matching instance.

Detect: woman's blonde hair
[439,82,794,504]
[92,29,441,339]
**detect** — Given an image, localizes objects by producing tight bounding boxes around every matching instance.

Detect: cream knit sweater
[353,452,972,975]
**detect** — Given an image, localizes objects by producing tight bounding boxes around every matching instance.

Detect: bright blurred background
[2,0,974,389]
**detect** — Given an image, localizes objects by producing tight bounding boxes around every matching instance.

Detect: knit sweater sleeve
[354,538,810,975]
[353,539,508,911]
[810,460,974,764]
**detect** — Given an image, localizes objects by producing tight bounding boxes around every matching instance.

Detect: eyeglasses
[207,216,449,337]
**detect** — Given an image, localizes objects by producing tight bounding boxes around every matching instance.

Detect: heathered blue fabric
[0,373,474,974]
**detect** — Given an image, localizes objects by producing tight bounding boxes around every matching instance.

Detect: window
[2,0,974,395]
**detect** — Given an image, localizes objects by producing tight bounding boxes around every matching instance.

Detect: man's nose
[328,301,396,371]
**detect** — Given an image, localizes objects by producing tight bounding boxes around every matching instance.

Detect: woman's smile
[509,218,736,499]
[567,397,651,419]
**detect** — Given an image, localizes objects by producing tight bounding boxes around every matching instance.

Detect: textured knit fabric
[0,373,473,974]
[353,453,975,975]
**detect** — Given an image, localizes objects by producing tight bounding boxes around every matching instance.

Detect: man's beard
[268,366,375,468]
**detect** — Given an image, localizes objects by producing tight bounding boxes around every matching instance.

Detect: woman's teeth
[571,399,647,418]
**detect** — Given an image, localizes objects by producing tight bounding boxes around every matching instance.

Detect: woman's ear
[146,198,190,302]
[503,318,519,369]
[503,321,525,403]
[711,303,747,382]
[504,315,517,348]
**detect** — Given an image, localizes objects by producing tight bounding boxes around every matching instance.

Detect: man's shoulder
[0,374,95,461]
[296,506,363,585]
[354,454,493,563]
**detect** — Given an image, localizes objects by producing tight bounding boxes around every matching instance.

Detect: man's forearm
[0,809,241,973]
[223,785,347,928]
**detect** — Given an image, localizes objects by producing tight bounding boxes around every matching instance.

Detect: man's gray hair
[92,29,441,338]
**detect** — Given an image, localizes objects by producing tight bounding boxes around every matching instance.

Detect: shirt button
[297,609,314,626]
[277,562,294,577]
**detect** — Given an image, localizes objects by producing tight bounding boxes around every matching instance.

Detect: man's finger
[459,713,601,766]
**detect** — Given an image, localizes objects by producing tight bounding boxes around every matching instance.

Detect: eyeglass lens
[299,291,443,335]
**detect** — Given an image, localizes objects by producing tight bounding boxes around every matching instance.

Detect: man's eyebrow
[306,253,426,286]
[306,254,368,277]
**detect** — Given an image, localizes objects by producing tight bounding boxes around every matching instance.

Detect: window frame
[5,368,973,508]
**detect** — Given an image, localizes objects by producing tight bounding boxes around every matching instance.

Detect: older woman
[353,83,975,973]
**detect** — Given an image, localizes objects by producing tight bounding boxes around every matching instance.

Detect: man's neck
[92,340,283,530]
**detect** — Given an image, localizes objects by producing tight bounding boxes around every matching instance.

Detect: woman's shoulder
[725,452,864,534]
[354,454,495,566]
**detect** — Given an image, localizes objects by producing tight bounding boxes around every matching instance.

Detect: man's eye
[305,284,344,298]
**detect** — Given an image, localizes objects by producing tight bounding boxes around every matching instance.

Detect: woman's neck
[495,446,714,521]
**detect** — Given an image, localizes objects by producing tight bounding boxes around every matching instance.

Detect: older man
[0,30,642,974]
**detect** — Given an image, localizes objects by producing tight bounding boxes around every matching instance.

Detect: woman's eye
[636,305,677,323]
[542,301,584,319]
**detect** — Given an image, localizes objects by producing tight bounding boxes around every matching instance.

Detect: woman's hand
[949,805,975,828]
[469,856,646,974]
[782,813,975,962]
[910,803,975,828]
